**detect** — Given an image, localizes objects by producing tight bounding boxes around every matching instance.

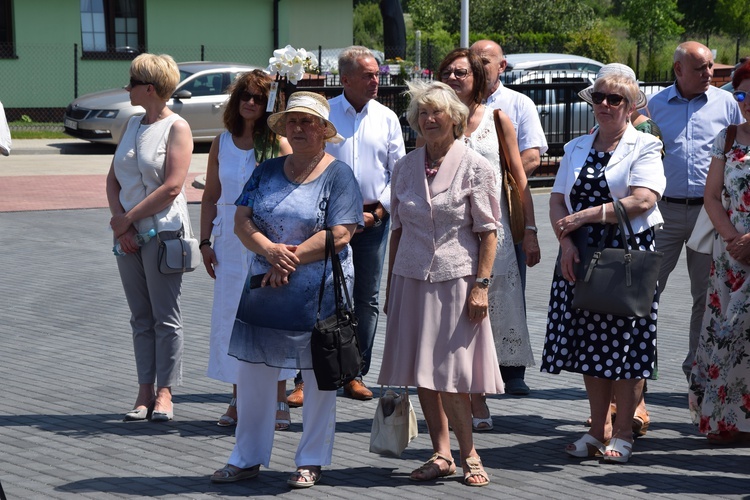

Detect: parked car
[507,70,597,153]
[501,53,604,83]
[63,61,261,145]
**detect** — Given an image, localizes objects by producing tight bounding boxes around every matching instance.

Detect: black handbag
[310,229,364,391]
[572,200,663,317]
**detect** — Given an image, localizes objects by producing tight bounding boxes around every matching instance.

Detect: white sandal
[602,437,633,464]
[275,401,291,431]
[566,433,606,458]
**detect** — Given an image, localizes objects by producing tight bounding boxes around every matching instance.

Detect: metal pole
[201,44,205,61]
[415,30,421,72]
[460,0,469,48]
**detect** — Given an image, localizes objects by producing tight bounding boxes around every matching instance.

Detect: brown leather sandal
[409,453,456,481]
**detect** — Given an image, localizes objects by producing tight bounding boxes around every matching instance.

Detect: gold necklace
[289,150,325,182]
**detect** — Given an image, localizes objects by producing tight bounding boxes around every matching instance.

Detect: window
[80,0,144,59]
[0,0,14,58]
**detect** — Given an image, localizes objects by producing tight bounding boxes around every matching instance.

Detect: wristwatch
[370,210,382,227]
[475,277,491,288]
[524,225,538,234]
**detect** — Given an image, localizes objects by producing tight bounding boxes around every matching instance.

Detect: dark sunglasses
[440,68,471,80]
[239,91,267,103]
[129,78,152,88]
[590,92,625,106]
[733,91,747,103]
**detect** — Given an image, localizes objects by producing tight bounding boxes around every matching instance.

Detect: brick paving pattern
[1,144,748,499]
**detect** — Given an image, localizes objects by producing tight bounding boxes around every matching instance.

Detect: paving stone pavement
[1,191,750,499]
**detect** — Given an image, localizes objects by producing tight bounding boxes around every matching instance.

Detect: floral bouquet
[267,45,319,85]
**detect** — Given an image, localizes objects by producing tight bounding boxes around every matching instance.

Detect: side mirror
[173,90,192,100]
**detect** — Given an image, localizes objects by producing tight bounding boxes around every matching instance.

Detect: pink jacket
[390,140,500,283]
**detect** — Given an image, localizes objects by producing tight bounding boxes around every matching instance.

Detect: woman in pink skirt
[378,81,503,487]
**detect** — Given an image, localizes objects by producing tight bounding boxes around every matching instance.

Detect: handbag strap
[492,109,512,180]
[582,200,637,286]
[315,229,354,320]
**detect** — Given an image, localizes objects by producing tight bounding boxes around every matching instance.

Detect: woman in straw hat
[542,63,665,463]
[211,91,363,488]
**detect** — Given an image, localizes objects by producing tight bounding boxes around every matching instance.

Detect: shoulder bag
[155,209,201,274]
[369,387,418,457]
[310,229,363,391]
[687,125,737,255]
[493,109,525,244]
[572,200,663,317]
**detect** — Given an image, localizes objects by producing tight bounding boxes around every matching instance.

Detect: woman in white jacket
[541,65,665,464]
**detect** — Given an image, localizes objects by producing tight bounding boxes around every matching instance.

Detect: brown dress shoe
[343,379,373,400]
[288,382,304,408]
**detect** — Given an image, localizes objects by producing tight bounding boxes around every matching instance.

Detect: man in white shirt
[287,46,405,405]
[470,40,546,394]
[0,101,11,156]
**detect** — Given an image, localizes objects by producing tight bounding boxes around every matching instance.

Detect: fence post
[427,40,433,76]
[635,42,640,79]
[74,43,79,99]
[201,44,205,61]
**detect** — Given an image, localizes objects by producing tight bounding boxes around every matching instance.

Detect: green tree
[353,2,384,50]
[564,21,619,63]
[677,0,719,42]
[621,0,684,73]
[717,0,750,63]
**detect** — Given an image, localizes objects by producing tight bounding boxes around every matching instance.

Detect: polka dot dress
[540,149,659,380]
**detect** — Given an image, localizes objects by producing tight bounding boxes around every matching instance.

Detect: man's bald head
[470,39,507,98]
[673,41,714,100]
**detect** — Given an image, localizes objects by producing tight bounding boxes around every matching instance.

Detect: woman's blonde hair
[130,53,180,100]
[405,81,469,139]
[593,73,639,113]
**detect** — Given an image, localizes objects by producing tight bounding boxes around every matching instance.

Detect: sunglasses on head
[440,68,471,80]
[239,91,267,103]
[590,92,625,106]
[129,78,152,88]
[733,91,747,103]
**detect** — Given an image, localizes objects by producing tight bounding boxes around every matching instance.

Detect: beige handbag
[369,388,418,457]
[686,125,736,255]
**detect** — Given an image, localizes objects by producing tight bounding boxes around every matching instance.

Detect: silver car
[63,61,261,145]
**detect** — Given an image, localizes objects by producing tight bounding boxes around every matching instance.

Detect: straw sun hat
[267,91,343,143]
[578,63,648,109]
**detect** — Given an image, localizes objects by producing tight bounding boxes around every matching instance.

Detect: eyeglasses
[440,68,471,80]
[590,92,625,106]
[733,91,747,103]
[239,91,267,103]
[129,78,152,88]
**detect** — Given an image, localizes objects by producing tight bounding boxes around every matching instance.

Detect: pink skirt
[377,274,504,394]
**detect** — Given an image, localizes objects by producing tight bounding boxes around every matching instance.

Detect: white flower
[267,45,318,84]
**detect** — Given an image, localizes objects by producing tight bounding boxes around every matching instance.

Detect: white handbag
[369,388,418,458]
[686,206,714,255]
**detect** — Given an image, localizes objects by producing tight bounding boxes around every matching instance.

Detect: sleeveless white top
[113,113,190,234]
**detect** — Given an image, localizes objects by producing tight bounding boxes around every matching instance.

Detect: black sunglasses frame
[440,68,472,80]
[239,91,267,103]
[590,92,625,106]
[129,78,152,88]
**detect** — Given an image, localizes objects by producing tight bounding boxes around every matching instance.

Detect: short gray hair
[405,81,468,139]
[338,46,377,76]
[593,73,639,112]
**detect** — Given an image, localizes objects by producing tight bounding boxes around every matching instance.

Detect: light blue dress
[228,156,363,369]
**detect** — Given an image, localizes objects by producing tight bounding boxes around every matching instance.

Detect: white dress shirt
[486,82,548,155]
[326,93,406,213]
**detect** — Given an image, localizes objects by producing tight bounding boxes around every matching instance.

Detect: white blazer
[552,124,666,234]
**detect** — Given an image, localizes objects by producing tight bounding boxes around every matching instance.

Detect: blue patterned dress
[228,157,363,369]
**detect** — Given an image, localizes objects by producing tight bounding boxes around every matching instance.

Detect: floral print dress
[689,127,750,435]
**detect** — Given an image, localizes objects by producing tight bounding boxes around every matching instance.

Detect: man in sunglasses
[647,41,743,381]
[469,39,545,395]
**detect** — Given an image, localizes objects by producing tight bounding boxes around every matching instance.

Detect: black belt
[662,196,704,205]
[363,203,379,212]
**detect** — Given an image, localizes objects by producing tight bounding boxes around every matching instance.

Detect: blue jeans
[349,216,390,378]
